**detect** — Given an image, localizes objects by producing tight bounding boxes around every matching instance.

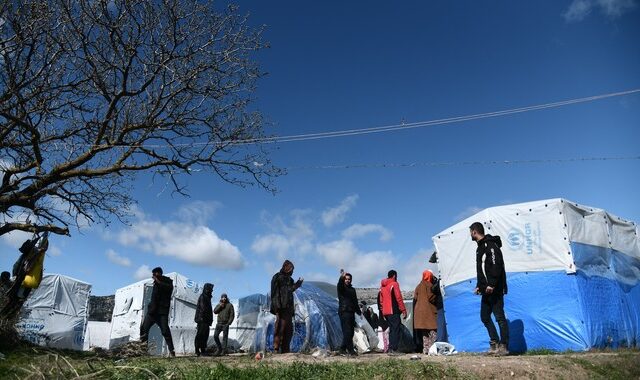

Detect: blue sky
[2,0,639,297]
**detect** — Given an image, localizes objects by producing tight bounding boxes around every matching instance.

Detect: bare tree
[0,0,282,236]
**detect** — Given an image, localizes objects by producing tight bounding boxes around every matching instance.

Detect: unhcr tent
[16,274,91,350]
[83,321,111,350]
[433,198,640,353]
[109,272,222,355]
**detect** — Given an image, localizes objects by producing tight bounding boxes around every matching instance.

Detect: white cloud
[400,248,438,291]
[321,195,359,227]
[114,211,245,270]
[251,210,314,259]
[48,245,62,257]
[0,228,31,250]
[564,0,636,22]
[342,223,393,242]
[134,265,151,280]
[176,201,221,224]
[316,239,396,287]
[106,249,132,267]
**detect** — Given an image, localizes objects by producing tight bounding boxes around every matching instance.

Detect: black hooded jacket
[337,275,361,315]
[194,283,214,325]
[270,260,302,314]
[148,275,174,315]
[475,234,508,295]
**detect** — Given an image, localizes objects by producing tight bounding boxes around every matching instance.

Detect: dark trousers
[273,309,293,353]
[339,311,356,352]
[140,313,175,352]
[386,313,402,351]
[195,323,210,354]
[480,293,509,345]
[213,323,229,352]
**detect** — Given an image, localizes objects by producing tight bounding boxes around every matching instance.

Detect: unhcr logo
[508,223,541,255]
[508,229,524,250]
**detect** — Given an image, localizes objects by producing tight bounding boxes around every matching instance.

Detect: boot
[486,341,498,356]
[496,343,509,356]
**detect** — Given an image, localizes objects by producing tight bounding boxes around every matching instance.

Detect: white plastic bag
[428,341,457,356]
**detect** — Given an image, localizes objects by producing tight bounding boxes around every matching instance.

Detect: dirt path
[212,350,640,379]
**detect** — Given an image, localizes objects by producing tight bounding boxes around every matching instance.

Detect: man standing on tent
[140,267,176,357]
[377,269,407,355]
[470,222,509,356]
[194,283,214,356]
[337,269,361,356]
[213,292,235,356]
[270,259,303,353]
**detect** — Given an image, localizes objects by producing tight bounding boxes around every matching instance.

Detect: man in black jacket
[140,267,176,357]
[470,222,509,356]
[194,283,214,356]
[337,269,361,356]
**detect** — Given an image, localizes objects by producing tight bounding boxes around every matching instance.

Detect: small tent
[433,199,640,353]
[109,272,214,355]
[16,274,91,350]
[248,283,381,353]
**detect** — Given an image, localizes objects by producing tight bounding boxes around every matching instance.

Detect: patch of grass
[568,356,640,380]
[0,351,463,380]
[524,348,558,356]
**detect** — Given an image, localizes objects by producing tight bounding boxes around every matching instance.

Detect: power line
[287,155,640,170]
[233,87,640,145]
[43,87,640,150]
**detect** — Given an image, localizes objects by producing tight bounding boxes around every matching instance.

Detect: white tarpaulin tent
[108,272,241,355]
[16,274,91,350]
[433,198,640,353]
[83,321,111,350]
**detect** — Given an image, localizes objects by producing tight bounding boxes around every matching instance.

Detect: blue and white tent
[433,199,640,353]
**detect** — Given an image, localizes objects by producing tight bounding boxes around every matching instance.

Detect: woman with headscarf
[270,259,303,353]
[413,269,438,354]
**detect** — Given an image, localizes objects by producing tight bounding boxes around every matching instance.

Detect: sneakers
[169,351,176,357]
[346,350,358,357]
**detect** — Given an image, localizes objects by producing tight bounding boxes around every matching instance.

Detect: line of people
[138,267,235,357]
[279,220,508,357]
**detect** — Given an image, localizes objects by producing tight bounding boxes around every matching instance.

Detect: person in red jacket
[377,270,407,355]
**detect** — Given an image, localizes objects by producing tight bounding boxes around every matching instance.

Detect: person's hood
[380,278,395,288]
[483,234,502,248]
[422,270,434,283]
[280,259,294,275]
[203,283,213,297]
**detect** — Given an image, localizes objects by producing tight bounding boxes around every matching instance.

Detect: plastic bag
[428,341,457,356]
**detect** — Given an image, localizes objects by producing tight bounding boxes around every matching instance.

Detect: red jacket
[377,278,406,316]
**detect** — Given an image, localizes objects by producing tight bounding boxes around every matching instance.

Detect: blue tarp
[253,283,343,352]
[443,242,640,353]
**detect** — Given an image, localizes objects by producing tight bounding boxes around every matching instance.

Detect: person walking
[413,270,438,354]
[377,269,407,355]
[213,293,235,355]
[140,267,176,357]
[337,269,361,356]
[194,283,214,356]
[270,259,303,353]
[470,222,509,356]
